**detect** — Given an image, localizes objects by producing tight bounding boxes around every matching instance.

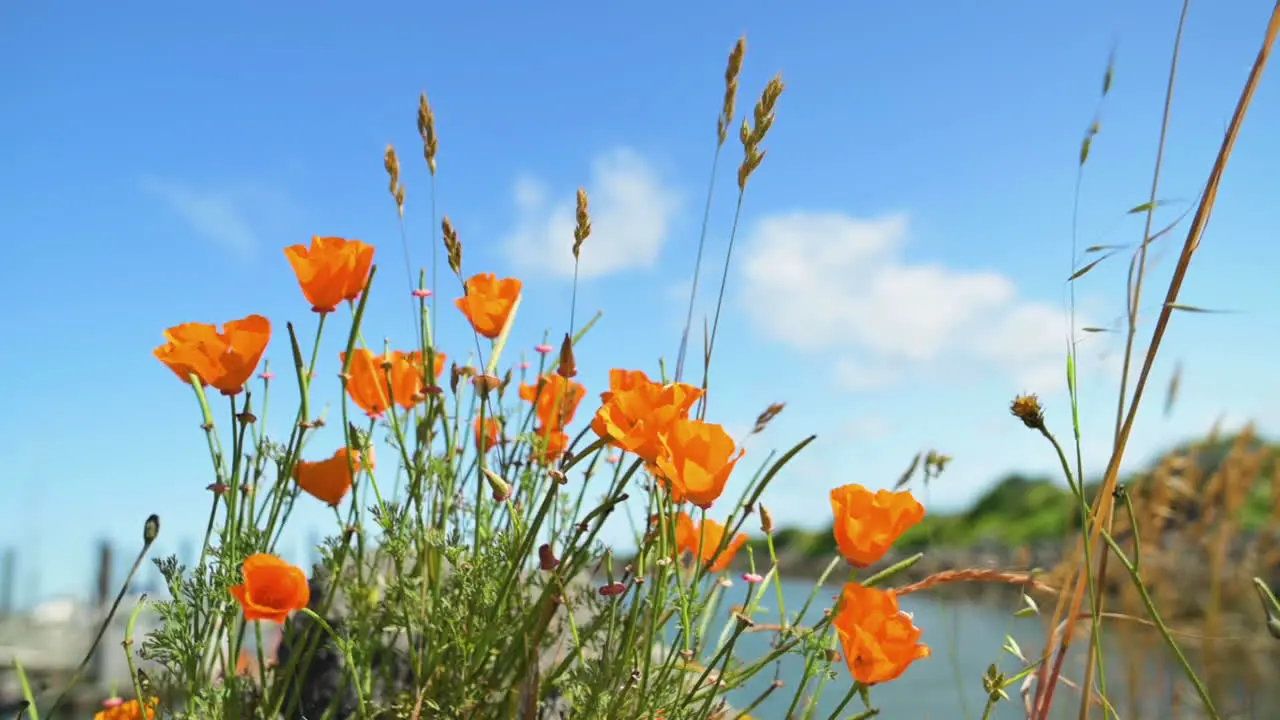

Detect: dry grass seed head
[441,216,462,276]
[718,36,746,145]
[895,568,1057,597]
[417,91,439,175]
[572,188,591,260]
[384,144,405,214]
[751,401,785,434]
[737,73,785,190]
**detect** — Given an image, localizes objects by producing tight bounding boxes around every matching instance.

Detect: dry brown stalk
[892,568,1057,597]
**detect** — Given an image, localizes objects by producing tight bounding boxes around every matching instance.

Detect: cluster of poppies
[151,235,932,694]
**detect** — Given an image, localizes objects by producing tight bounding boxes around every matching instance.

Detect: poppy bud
[482,468,512,502]
[556,333,577,379]
[143,514,161,545]
[759,504,775,534]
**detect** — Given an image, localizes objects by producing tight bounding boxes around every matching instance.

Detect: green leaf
[1126,200,1164,215]
[1069,252,1114,281]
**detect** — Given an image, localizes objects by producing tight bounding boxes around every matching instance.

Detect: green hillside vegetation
[764,432,1278,559]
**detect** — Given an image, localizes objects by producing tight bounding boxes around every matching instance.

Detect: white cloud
[741,211,1094,393]
[504,148,679,278]
[142,178,296,258]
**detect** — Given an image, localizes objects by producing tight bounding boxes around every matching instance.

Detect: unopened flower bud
[556,333,577,379]
[759,504,775,534]
[143,514,161,545]
[482,468,512,502]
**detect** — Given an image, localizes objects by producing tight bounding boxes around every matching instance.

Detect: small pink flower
[101,697,124,708]
[535,344,554,355]
[207,482,229,495]
[606,453,620,465]
[742,573,764,584]
[598,581,627,597]
[412,288,433,299]
[258,371,275,381]
[519,361,531,370]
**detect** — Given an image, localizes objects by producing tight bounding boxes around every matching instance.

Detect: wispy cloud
[142,178,298,259]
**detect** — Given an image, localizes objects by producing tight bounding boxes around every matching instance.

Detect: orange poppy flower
[829,484,925,567]
[673,512,747,573]
[653,419,743,508]
[475,416,501,453]
[832,582,930,684]
[93,698,159,720]
[532,426,570,465]
[519,374,586,430]
[400,349,448,405]
[455,273,522,339]
[338,348,391,416]
[283,236,375,313]
[229,553,311,623]
[293,447,372,507]
[153,315,272,396]
[590,369,703,464]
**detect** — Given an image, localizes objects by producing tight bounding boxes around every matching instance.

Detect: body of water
[11,580,1277,718]
[713,579,1276,720]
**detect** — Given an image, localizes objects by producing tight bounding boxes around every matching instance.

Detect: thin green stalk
[302,609,369,718]
[674,142,727,384]
[822,682,863,720]
[46,518,157,718]
[124,597,150,708]
[13,659,37,720]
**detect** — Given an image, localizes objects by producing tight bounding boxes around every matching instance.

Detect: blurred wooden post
[0,547,14,617]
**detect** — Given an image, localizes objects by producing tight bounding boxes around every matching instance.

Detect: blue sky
[3,0,1279,605]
